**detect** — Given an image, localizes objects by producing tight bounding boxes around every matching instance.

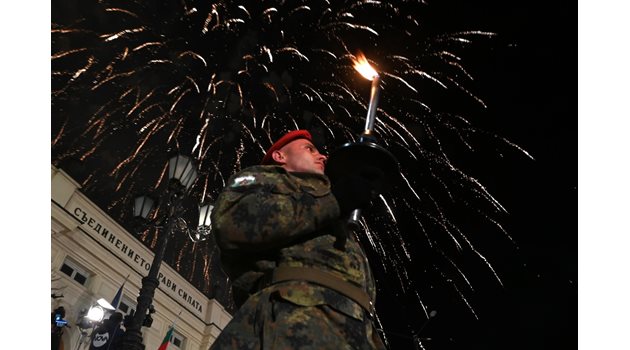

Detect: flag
[110,274,129,310]
[157,326,174,350]
[157,311,182,350]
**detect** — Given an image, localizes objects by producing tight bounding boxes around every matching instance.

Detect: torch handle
[347,209,362,229]
[363,75,381,134]
[355,75,378,229]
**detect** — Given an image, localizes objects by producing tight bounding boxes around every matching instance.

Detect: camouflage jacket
[212,165,376,320]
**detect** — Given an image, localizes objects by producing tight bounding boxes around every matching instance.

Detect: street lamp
[189,203,213,242]
[121,154,199,350]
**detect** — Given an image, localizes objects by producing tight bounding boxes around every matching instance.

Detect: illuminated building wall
[51,166,232,350]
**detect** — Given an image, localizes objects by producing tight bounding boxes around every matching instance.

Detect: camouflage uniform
[210,165,385,350]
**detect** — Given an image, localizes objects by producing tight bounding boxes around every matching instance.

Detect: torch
[353,53,381,141]
[325,53,399,230]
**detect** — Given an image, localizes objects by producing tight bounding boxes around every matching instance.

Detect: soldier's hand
[331,167,384,215]
[356,165,386,194]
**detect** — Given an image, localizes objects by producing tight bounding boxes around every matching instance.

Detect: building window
[59,258,90,286]
[118,295,136,317]
[172,331,185,349]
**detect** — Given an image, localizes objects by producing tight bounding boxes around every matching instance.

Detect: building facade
[51,166,232,350]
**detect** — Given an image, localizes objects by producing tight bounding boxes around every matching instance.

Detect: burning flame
[353,52,378,81]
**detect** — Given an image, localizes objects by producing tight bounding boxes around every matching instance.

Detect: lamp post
[121,154,199,350]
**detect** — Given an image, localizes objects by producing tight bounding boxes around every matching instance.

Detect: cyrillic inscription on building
[73,207,204,315]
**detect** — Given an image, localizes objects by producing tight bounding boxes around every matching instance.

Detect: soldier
[211,130,386,349]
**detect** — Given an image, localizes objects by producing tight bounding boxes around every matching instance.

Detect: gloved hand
[330,166,386,216]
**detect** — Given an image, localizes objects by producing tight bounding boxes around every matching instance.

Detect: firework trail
[52,0,531,344]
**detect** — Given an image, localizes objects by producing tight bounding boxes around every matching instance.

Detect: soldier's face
[276,139,327,175]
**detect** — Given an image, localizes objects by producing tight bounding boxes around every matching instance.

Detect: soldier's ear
[271,150,286,164]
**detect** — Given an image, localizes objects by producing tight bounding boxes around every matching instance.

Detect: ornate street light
[189,203,213,242]
[121,154,199,350]
[133,196,155,220]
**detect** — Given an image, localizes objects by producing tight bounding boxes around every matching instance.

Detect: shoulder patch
[231,175,256,188]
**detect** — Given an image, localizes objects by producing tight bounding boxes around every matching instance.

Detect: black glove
[330,166,385,216]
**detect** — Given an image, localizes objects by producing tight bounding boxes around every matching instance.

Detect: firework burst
[52,0,531,345]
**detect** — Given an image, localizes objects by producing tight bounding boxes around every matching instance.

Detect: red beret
[261,130,313,165]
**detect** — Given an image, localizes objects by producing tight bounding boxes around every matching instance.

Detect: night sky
[373,1,575,348]
[50,0,575,349]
